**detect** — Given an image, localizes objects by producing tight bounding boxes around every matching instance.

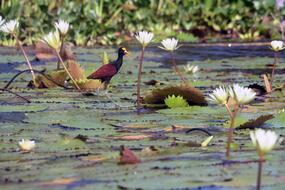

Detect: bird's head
[118,47,129,56]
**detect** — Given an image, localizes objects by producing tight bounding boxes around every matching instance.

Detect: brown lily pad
[143,84,207,107]
[35,70,67,88]
[236,114,274,130]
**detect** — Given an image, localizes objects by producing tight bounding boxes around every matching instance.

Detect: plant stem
[224,103,233,119]
[136,46,145,108]
[171,52,186,82]
[57,36,65,70]
[13,33,36,85]
[226,104,239,160]
[270,52,278,89]
[55,50,81,91]
[256,156,264,190]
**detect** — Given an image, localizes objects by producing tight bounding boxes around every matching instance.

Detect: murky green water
[0,44,285,189]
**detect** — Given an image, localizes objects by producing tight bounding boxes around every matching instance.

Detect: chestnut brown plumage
[87,47,128,88]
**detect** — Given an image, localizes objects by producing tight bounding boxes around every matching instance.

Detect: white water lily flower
[18,139,35,151]
[184,64,199,74]
[41,30,61,50]
[270,40,285,51]
[55,19,69,35]
[208,86,229,105]
[0,19,19,34]
[0,16,5,26]
[229,84,256,105]
[250,129,278,156]
[158,38,180,51]
[135,31,153,47]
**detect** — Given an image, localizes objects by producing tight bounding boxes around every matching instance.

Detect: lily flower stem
[226,104,239,160]
[55,50,81,91]
[12,33,36,85]
[170,52,186,83]
[224,103,233,119]
[270,52,278,89]
[136,46,145,108]
[256,156,264,190]
[57,36,65,70]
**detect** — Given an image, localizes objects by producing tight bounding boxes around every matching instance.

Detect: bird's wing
[87,64,117,79]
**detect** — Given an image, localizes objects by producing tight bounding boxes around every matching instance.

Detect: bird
[87,47,128,89]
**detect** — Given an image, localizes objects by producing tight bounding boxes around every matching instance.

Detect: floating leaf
[236,114,274,130]
[35,41,75,61]
[118,146,141,165]
[75,78,103,91]
[38,177,77,186]
[35,70,67,88]
[164,95,189,108]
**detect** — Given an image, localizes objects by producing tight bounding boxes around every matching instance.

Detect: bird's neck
[112,53,124,70]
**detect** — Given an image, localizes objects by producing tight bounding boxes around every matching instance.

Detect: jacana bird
[87,47,128,89]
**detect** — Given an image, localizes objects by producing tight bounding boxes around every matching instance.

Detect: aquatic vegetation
[268,40,285,91]
[0,18,36,84]
[18,139,35,152]
[184,64,199,74]
[144,84,207,107]
[135,31,154,108]
[250,129,280,190]
[164,95,189,108]
[159,38,185,82]
[41,30,81,90]
[208,84,256,159]
[55,19,70,70]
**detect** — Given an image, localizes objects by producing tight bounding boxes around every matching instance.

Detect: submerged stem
[170,52,186,82]
[226,104,239,160]
[136,46,145,108]
[256,156,264,190]
[55,50,81,91]
[13,33,36,84]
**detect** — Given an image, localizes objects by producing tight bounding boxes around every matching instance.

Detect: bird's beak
[124,50,129,56]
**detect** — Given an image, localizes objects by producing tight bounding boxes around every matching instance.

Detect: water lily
[41,30,61,51]
[0,19,19,34]
[270,40,285,51]
[158,38,185,82]
[55,19,69,36]
[135,30,154,108]
[158,38,180,51]
[208,86,229,105]
[250,129,279,190]
[18,139,35,152]
[0,16,5,26]
[229,84,256,105]
[135,31,153,47]
[250,129,279,157]
[184,64,199,74]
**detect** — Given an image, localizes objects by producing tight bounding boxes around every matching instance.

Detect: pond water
[0,44,284,190]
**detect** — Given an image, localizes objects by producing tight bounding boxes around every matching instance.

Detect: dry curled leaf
[35,41,75,61]
[113,134,150,140]
[68,60,86,80]
[118,145,141,165]
[38,177,77,186]
[143,84,207,107]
